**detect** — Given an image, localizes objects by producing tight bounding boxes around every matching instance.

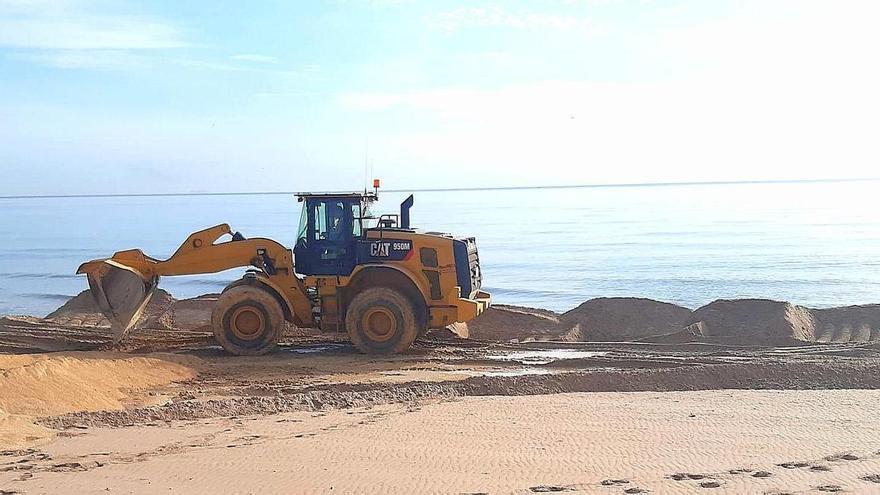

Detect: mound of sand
[811,305,880,343]
[24,290,880,349]
[45,289,176,328]
[139,293,218,331]
[682,299,819,345]
[464,305,564,342]
[426,297,880,346]
[44,290,101,318]
[0,352,199,448]
[560,298,693,342]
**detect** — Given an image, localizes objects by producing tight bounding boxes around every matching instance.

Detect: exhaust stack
[400,194,414,229]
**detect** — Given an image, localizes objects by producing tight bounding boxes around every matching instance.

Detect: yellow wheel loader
[77,190,490,355]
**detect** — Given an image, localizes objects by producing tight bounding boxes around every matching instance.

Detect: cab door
[294,198,359,275]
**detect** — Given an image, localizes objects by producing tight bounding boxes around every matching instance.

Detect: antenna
[363,138,369,194]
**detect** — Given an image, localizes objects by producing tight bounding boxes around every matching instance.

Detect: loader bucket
[77,260,158,344]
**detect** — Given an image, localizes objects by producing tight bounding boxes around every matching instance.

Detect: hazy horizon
[1,176,879,200]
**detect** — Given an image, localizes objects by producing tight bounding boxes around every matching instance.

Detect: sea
[1,180,878,317]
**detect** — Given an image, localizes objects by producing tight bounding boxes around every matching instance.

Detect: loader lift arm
[77,224,308,342]
[78,224,292,278]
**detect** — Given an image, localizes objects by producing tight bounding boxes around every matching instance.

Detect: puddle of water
[447,368,556,377]
[487,349,608,365]
[289,344,347,354]
[483,368,555,377]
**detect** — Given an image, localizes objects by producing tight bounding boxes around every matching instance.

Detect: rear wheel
[345,287,419,354]
[212,286,284,355]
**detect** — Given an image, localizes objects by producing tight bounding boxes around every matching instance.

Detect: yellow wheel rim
[231,306,265,341]
[362,308,396,342]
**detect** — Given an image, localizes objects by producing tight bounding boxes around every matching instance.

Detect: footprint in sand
[623,488,648,494]
[0,449,36,457]
[699,481,721,489]
[777,461,810,469]
[816,485,844,493]
[528,485,571,493]
[668,473,707,481]
[861,474,880,483]
[810,465,831,472]
[48,461,103,472]
[825,453,859,462]
[728,468,753,475]
[752,471,773,478]
[600,479,629,486]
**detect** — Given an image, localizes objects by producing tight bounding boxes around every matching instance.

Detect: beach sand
[3,390,880,494]
[5,292,880,493]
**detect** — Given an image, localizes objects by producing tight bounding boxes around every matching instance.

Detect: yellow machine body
[77,193,490,352]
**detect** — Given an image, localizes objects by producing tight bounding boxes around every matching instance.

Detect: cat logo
[370,241,391,257]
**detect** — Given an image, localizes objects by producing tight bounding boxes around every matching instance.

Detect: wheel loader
[76,188,490,355]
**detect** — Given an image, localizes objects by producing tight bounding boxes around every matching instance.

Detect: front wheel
[345,287,419,354]
[212,286,284,355]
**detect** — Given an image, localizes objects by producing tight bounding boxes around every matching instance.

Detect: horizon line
[1,177,877,200]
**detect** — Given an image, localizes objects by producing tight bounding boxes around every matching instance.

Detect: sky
[0,0,878,195]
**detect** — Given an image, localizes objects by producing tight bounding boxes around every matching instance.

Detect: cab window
[311,200,350,241]
[312,202,327,240]
[296,204,308,243]
[351,202,362,237]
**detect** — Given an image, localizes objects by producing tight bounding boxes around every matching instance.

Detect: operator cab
[293,191,416,276]
[293,192,375,276]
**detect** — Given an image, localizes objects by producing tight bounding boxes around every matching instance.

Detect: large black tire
[212,286,284,355]
[345,287,419,354]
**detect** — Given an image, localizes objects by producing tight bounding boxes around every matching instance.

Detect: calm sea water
[1,181,878,316]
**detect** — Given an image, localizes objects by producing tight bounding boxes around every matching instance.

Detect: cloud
[334,0,411,7]
[0,3,311,75]
[7,49,149,69]
[230,54,279,64]
[338,74,880,184]
[427,6,595,32]
[0,17,185,50]
[0,0,186,70]
[172,57,309,77]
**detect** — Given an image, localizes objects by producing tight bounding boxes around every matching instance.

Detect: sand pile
[466,297,880,346]
[464,305,563,341]
[671,299,814,345]
[139,293,218,331]
[45,289,176,328]
[434,297,880,346]
[43,288,217,333]
[0,352,199,448]
[560,297,693,342]
[676,299,880,345]
[812,304,880,343]
[17,290,880,350]
[45,290,102,318]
